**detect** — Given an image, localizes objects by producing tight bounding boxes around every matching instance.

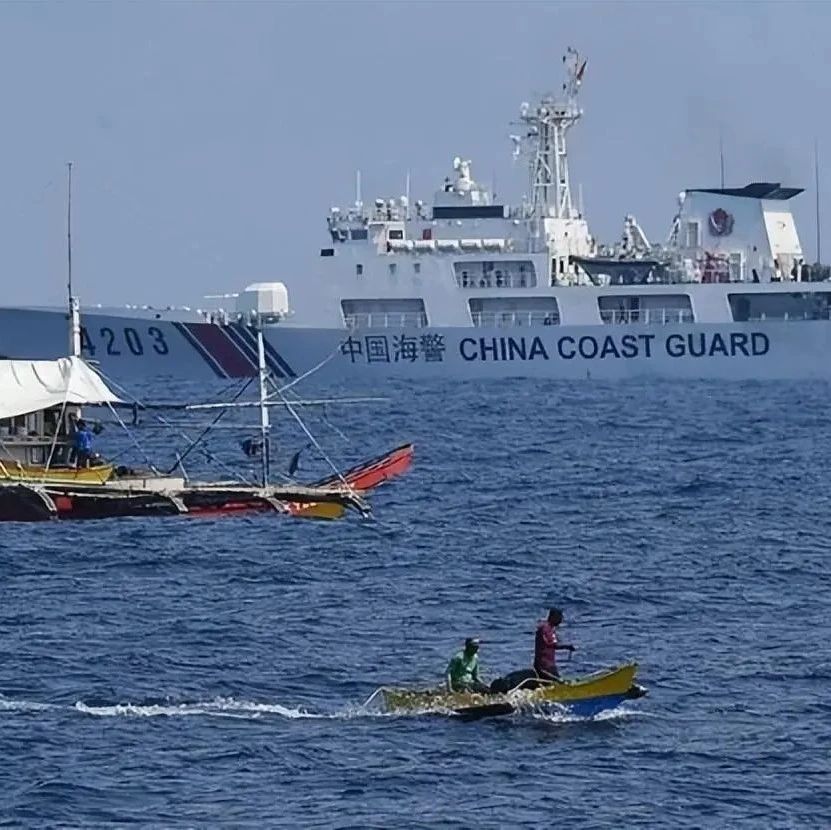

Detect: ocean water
[1,378,830,828]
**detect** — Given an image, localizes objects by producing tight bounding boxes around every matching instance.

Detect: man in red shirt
[534,607,575,681]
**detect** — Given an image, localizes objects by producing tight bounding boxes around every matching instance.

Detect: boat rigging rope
[39,360,76,484]
[276,338,347,395]
[316,403,352,444]
[104,399,160,474]
[268,383,359,498]
[157,376,252,476]
[96,368,256,485]
[277,386,352,447]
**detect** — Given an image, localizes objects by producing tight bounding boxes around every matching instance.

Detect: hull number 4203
[80,325,170,357]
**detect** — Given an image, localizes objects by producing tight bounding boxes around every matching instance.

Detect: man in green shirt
[446,637,489,693]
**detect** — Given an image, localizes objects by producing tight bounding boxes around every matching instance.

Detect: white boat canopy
[0,356,120,420]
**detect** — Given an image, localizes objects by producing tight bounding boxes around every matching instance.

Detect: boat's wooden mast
[256,318,271,487]
[67,161,81,358]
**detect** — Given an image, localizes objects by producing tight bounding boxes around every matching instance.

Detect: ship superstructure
[297,47,825,337]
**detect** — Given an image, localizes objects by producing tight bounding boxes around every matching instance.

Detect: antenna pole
[356,170,362,208]
[816,139,822,264]
[405,170,411,220]
[66,162,81,358]
[719,131,725,189]
[67,161,72,300]
[255,318,271,488]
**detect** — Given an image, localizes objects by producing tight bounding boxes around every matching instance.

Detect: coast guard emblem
[708,208,734,236]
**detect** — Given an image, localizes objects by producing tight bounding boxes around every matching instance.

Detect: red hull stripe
[173,323,228,378]
[183,323,256,378]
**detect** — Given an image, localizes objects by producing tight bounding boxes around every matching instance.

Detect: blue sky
[1,1,829,306]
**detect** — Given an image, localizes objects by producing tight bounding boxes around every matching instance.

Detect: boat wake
[527,702,652,724]
[0,695,57,713]
[0,692,355,721]
[73,697,331,720]
[2,693,648,725]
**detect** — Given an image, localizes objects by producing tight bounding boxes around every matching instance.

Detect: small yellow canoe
[382,663,644,720]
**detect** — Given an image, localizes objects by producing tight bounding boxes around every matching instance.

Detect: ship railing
[747,309,831,322]
[457,275,535,289]
[343,312,428,329]
[599,308,694,325]
[470,311,560,327]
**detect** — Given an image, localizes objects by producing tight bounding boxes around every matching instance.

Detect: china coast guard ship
[2,49,829,383]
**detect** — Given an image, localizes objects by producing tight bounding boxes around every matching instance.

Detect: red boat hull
[287,443,414,518]
[314,443,414,490]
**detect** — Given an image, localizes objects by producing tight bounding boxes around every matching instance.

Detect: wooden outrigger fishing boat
[373,663,647,722]
[0,353,410,523]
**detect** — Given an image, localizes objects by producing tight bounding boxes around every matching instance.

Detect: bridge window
[684,221,700,248]
[454,260,537,289]
[341,298,428,329]
[729,291,831,322]
[468,296,559,327]
[356,264,363,276]
[598,294,693,324]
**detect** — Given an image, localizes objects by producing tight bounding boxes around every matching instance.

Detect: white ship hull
[1,307,829,382]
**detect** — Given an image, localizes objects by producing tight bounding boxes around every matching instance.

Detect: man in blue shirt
[73,419,94,468]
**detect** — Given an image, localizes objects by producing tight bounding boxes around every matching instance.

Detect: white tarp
[0,356,121,420]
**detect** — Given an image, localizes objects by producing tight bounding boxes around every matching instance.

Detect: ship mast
[517,47,585,228]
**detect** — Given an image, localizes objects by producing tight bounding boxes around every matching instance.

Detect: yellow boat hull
[383,663,641,716]
[291,501,346,521]
[0,464,114,485]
